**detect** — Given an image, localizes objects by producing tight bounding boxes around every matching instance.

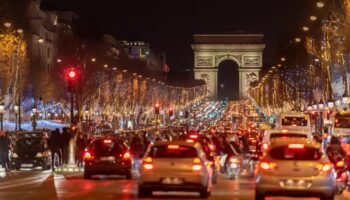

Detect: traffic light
[65,68,78,92]
[310,111,317,119]
[154,103,160,114]
[168,107,173,116]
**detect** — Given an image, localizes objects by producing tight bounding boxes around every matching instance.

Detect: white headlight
[12,153,18,158]
[36,153,43,158]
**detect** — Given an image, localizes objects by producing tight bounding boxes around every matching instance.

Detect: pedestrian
[76,133,87,167]
[61,127,71,165]
[0,131,10,171]
[49,128,62,170]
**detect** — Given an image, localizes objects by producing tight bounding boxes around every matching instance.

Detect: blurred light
[112,67,117,70]
[104,64,108,68]
[91,58,96,62]
[302,26,309,31]
[316,2,325,8]
[3,22,11,28]
[310,16,317,21]
[17,29,23,33]
[123,69,127,73]
[315,58,320,62]
[57,59,62,63]
[280,57,286,62]
[38,38,44,43]
[294,37,301,43]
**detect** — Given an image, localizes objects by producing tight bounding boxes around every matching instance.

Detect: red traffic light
[66,68,78,80]
[169,107,173,111]
[155,103,160,108]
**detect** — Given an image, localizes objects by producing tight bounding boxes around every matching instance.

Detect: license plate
[21,164,33,168]
[280,179,311,188]
[162,177,183,185]
[100,156,115,161]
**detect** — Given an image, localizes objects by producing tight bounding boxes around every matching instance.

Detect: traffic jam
[1,100,350,200]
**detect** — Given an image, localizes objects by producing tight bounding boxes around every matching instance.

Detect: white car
[138,140,213,198]
[255,137,336,200]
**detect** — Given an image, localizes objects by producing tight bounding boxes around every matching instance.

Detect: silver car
[255,137,336,200]
[138,140,213,198]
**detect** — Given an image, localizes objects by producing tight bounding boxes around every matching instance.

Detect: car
[138,140,213,198]
[277,112,311,132]
[261,129,313,151]
[255,137,336,200]
[11,131,51,170]
[83,138,132,179]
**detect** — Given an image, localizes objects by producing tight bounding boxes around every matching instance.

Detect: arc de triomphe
[192,34,265,99]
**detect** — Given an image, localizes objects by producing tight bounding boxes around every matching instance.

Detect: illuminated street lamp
[316,1,325,8]
[310,16,317,21]
[3,22,11,28]
[0,103,4,131]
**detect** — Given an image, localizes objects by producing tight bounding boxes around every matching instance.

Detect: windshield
[16,138,44,150]
[335,115,350,129]
[90,140,125,154]
[281,117,308,126]
[269,146,321,160]
[149,145,198,158]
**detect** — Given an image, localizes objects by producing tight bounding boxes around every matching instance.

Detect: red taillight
[186,139,194,143]
[288,144,304,149]
[336,160,345,168]
[316,163,332,172]
[143,157,153,170]
[103,139,112,144]
[189,135,198,139]
[259,161,277,170]
[123,152,131,160]
[168,145,179,149]
[192,157,202,171]
[84,151,93,160]
[209,144,215,150]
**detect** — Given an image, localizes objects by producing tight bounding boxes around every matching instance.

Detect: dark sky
[44,0,314,71]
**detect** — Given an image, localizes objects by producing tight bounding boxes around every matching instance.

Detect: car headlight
[36,153,43,158]
[12,153,18,158]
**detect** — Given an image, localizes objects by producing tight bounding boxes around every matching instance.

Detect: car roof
[269,137,320,149]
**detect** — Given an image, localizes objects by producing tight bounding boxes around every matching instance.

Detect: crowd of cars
[5,100,350,200]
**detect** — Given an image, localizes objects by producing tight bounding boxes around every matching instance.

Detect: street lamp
[14,105,19,131]
[0,103,4,131]
[32,104,37,131]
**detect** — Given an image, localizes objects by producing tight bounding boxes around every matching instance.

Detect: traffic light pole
[70,92,74,124]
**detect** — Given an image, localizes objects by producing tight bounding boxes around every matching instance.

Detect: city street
[0,170,349,200]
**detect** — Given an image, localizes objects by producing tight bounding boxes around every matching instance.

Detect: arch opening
[217,60,239,100]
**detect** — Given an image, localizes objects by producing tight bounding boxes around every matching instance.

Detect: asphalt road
[0,170,350,200]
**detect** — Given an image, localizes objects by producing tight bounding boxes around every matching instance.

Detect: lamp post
[32,105,37,131]
[0,103,4,131]
[14,105,19,131]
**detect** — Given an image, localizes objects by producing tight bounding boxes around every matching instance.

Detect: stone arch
[215,54,241,68]
[192,34,265,99]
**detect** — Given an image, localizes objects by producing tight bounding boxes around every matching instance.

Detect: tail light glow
[192,157,202,171]
[167,145,180,149]
[229,157,239,163]
[103,139,112,144]
[259,161,277,170]
[122,152,131,160]
[316,163,332,172]
[189,135,198,139]
[288,144,305,149]
[143,157,153,170]
[336,160,345,168]
[84,151,93,160]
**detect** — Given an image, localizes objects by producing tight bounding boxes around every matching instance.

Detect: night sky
[43,0,314,71]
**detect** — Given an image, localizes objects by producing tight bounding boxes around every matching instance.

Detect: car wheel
[321,193,334,200]
[125,171,132,180]
[199,186,210,198]
[255,190,265,200]
[138,186,152,198]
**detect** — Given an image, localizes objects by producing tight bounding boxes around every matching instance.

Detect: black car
[11,132,51,170]
[83,138,132,179]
